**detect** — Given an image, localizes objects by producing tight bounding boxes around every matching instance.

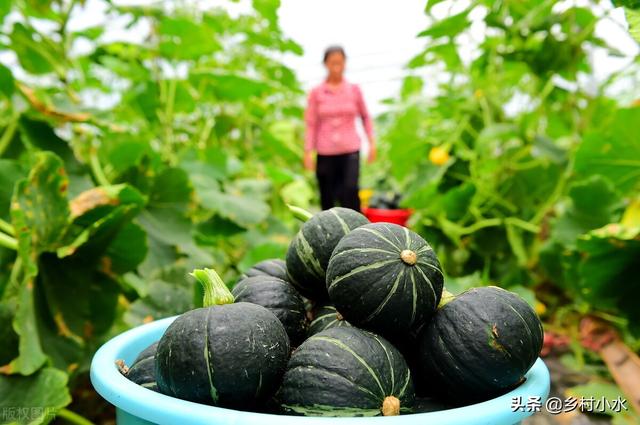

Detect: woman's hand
[304,151,316,171]
[368,143,377,164]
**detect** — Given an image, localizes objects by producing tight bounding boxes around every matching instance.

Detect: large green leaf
[0,64,14,98]
[418,9,471,39]
[575,108,640,195]
[10,23,63,75]
[253,0,280,27]
[0,367,71,424]
[624,7,640,44]
[124,278,193,326]
[576,225,640,323]
[190,71,272,101]
[198,189,270,228]
[158,17,221,60]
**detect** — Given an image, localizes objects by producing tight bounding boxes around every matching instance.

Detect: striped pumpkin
[239,259,288,282]
[326,222,444,336]
[286,207,369,300]
[307,304,352,337]
[124,341,158,392]
[417,286,543,403]
[277,326,415,416]
[232,275,308,345]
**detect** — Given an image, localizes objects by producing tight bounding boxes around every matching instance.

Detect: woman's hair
[323,45,346,63]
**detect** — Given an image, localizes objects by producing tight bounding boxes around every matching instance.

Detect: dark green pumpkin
[240,259,288,282]
[307,304,351,337]
[125,342,158,392]
[326,222,444,336]
[286,207,369,300]
[417,286,544,403]
[232,275,307,345]
[277,326,415,417]
[155,269,290,409]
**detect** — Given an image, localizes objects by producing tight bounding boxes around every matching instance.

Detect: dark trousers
[316,151,361,211]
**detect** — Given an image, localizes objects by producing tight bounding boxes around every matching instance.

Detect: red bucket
[362,207,412,227]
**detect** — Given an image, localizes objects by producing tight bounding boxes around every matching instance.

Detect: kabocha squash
[122,342,158,392]
[307,304,351,337]
[326,222,444,336]
[240,259,288,282]
[277,327,415,416]
[286,207,369,300]
[232,275,308,345]
[417,286,543,403]
[155,269,290,409]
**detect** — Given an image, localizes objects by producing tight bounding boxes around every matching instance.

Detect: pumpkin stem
[438,289,455,308]
[400,249,417,265]
[381,396,400,416]
[287,204,314,222]
[336,311,344,321]
[191,268,235,307]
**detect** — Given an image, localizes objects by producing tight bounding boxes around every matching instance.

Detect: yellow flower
[535,301,547,316]
[429,146,450,166]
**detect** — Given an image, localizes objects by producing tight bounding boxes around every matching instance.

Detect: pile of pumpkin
[121,207,543,417]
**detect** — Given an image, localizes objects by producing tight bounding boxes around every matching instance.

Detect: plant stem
[89,149,110,187]
[190,268,234,307]
[0,218,15,236]
[0,231,17,251]
[56,408,96,425]
[287,204,313,222]
[0,118,18,157]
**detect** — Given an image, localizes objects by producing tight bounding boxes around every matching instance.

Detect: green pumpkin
[326,222,444,336]
[417,286,543,403]
[155,269,290,409]
[239,259,288,282]
[232,275,307,345]
[307,304,351,337]
[277,327,415,417]
[124,341,158,392]
[286,207,369,300]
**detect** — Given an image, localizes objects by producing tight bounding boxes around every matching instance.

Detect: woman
[304,45,376,211]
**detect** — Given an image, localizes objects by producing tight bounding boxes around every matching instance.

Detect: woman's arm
[354,85,376,163]
[304,89,318,170]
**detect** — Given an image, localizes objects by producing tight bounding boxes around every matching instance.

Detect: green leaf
[195,215,245,246]
[199,189,270,228]
[190,71,272,101]
[425,0,447,13]
[0,160,26,219]
[124,278,193,326]
[280,179,313,210]
[253,0,280,26]
[575,108,640,195]
[11,152,70,257]
[0,1,11,25]
[158,17,221,60]
[566,381,627,416]
[400,76,424,99]
[0,64,14,97]
[10,23,63,75]
[418,9,471,39]
[576,225,640,323]
[0,367,71,423]
[624,7,640,43]
[237,242,288,275]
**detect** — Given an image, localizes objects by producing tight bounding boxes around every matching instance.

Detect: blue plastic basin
[91,316,550,425]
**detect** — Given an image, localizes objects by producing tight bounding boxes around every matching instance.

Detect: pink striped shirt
[304,80,375,155]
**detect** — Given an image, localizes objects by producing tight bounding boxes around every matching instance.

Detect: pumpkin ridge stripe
[288,364,380,402]
[309,313,335,326]
[311,336,386,398]
[358,227,401,251]
[410,272,418,325]
[403,226,411,249]
[324,318,339,331]
[328,259,398,290]
[141,382,156,388]
[492,289,538,346]
[372,335,395,392]
[275,262,287,275]
[416,259,444,276]
[296,232,324,279]
[330,208,351,235]
[387,225,405,248]
[397,367,411,398]
[203,309,219,403]
[416,244,433,254]
[330,247,398,259]
[363,269,405,323]
[254,370,263,398]
[414,266,437,309]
